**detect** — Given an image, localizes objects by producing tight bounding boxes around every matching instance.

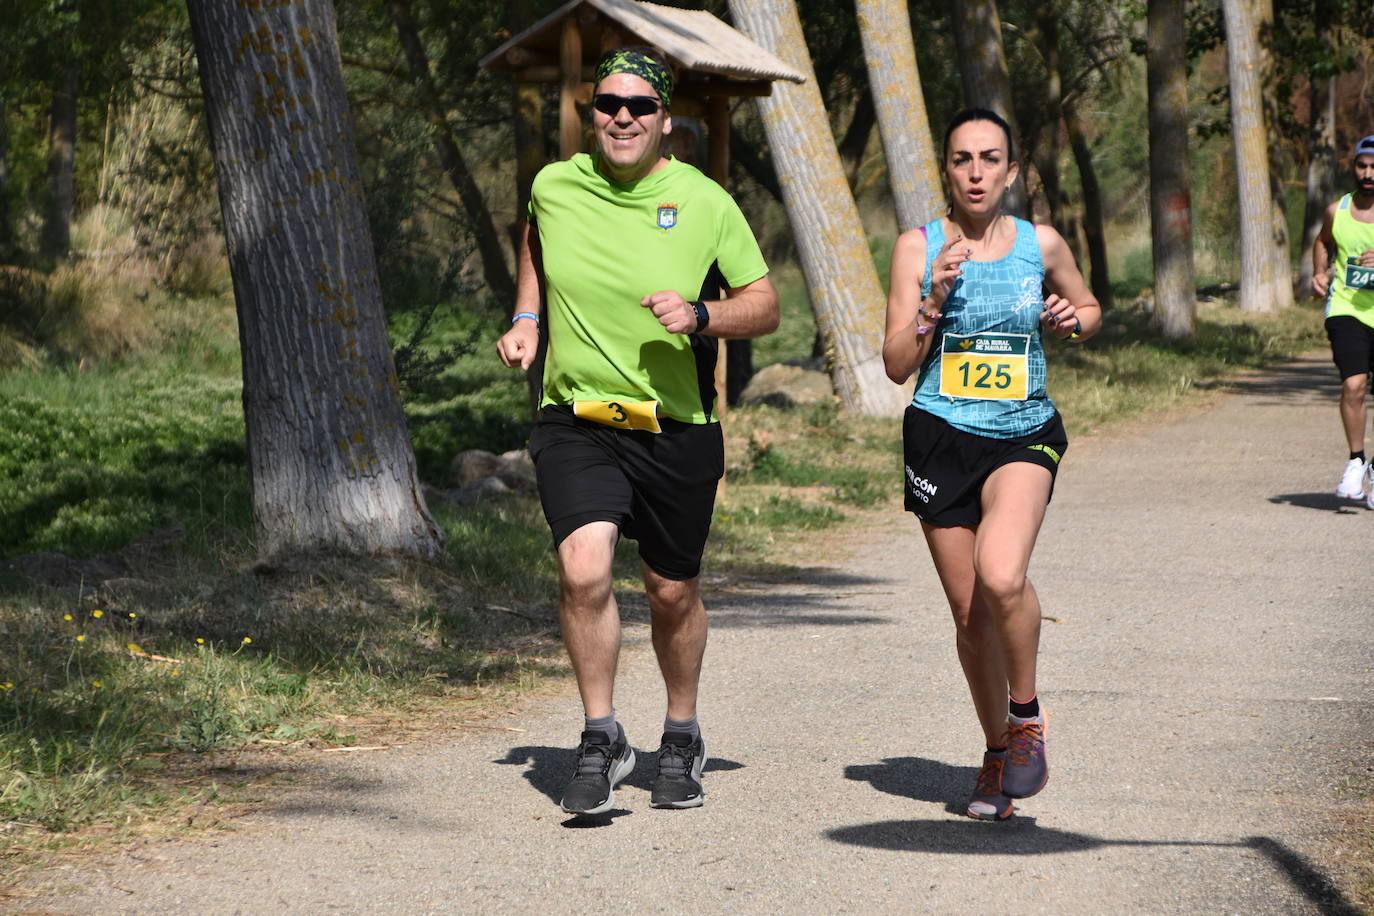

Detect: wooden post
[559,20,582,160]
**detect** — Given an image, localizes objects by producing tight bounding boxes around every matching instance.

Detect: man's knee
[558,523,617,605]
[645,571,699,618]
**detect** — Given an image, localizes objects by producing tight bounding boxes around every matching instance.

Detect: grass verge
[0,294,1332,883]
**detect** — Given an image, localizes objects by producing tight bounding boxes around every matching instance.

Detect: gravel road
[16,353,1374,914]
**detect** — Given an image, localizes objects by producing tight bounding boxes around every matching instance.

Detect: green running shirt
[1326,193,1374,329]
[530,154,768,424]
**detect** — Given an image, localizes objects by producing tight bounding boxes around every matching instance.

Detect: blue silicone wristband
[512,312,539,326]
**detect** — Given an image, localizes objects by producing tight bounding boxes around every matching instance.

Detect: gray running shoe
[559,725,635,815]
[1000,712,1049,799]
[650,731,706,809]
[967,750,1014,820]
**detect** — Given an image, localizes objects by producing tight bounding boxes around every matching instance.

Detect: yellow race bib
[938,332,1030,401]
[573,399,663,433]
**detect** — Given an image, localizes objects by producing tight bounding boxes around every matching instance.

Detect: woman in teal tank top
[881,109,1102,821]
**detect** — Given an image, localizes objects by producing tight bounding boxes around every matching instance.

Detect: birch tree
[730,0,907,416]
[854,0,941,232]
[1147,0,1196,337]
[1220,0,1287,313]
[186,0,445,558]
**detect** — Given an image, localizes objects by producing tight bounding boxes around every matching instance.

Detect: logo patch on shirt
[656,203,678,230]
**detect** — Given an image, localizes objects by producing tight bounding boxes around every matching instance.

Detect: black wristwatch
[690,300,710,332]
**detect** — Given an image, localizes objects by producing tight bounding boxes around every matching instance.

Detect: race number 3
[938,332,1031,401]
[573,398,663,433]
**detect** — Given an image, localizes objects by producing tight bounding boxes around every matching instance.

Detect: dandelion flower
[127,643,142,653]
[241,637,253,645]
[196,638,205,644]
[63,614,73,621]
[128,612,137,619]
[92,610,104,619]
[92,680,103,687]
[76,634,86,642]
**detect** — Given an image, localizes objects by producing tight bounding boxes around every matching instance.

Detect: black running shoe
[559,725,635,815]
[650,731,706,809]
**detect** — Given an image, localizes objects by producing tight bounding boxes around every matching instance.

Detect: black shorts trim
[903,407,1068,528]
[1325,315,1374,380]
[528,405,724,580]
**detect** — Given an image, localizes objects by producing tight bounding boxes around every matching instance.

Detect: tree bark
[0,95,11,257]
[730,0,906,416]
[186,0,445,559]
[1147,0,1195,337]
[946,0,1028,218]
[1256,0,1293,310]
[1064,100,1112,310]
[836,90,875,191]
[855,0,942,232]
[386,0,514,306]
[41,67,78,261]
[1221,0,1285,313]
[1296,2,1336,299]
[1030,2,1063,229]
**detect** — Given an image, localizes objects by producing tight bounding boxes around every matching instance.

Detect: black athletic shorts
[1325,315,1374,380]
[527,405,724,580]
[902,406,1068,528]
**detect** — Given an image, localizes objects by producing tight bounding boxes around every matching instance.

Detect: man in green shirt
[496,46,778,815]
[1313,134,1374,506]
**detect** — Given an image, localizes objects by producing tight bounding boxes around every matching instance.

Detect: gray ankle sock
[584,711,618,743]
[664,715,699,740]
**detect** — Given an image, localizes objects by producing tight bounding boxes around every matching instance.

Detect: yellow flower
[128,612,137,619]
[171,669,181,676]
[91,610,104,619]
[241,637,253,645]
[63,614,73,621]
[0,683,13,690]
[76,634,86,642]
[91,680,102,688]
[127,643,142,653]
[196,638,205,644]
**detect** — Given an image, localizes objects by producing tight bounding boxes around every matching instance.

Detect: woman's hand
[1040,293,1079,339]
[928,233,969,312]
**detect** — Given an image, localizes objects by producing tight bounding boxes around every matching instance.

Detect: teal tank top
[912,217,1056,438]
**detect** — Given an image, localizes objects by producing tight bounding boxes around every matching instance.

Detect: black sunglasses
[592,94,662,118]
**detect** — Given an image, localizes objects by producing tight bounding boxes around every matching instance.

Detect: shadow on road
[494,743,744,804]
[1223,359,1336,405]
[836,756,1363,914]
[1270,492,1369,514]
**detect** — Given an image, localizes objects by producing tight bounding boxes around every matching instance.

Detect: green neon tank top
[1326,194,1374,328]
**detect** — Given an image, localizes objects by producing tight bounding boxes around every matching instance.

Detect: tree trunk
[1256,0,1293,310]
[855,0,942,232]
[730,0,906,416]
[1220,0,1284,313]
[837,90,876,191]
[0,95,11,257]
[1147,0,1195,337]
[186,0,446,559]
[1296,2,1336,299]
[1064,101,1112,310]
[947,0,1028,218]
[1030,2,1063,229]
[386,0,514,306]
[41,67,78,262]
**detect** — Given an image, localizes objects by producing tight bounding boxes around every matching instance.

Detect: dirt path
[16,354,1374,914]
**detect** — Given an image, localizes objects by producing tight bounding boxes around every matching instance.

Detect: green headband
[595,50,672,109]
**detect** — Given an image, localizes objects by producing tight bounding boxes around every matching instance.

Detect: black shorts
[527,405,724,580]
[1325,315,1374,380]
[903,407,1068,528]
